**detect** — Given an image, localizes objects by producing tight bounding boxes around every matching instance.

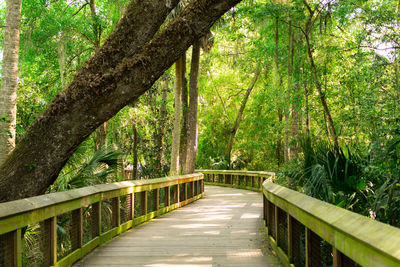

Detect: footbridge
[0,171,399,267]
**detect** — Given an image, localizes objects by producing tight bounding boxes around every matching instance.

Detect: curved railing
[198,169,274,191]
[197,170,400,267]
[0,174,204,267]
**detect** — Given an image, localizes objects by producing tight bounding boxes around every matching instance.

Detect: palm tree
[0,0,22,165]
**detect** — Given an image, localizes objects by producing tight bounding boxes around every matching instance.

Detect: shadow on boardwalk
[74,185,281,266]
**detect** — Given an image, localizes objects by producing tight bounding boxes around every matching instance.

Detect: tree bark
[226,68,260,166]
[132,122,138,180]
[0,0,22,165]
[184,40,201,174]
[0,0,242,202]
[155,78,169,175]
[170,58,183,175]
[179,53,188,171]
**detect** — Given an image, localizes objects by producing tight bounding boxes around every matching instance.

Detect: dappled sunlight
[226,249,264,258]
[240,213,260,219]
[75,186,280,266]
[172,223,223,229]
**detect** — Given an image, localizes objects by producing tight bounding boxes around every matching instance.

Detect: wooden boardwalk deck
[74,185,281,266]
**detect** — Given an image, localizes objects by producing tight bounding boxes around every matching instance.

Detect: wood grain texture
[74,186,281,266]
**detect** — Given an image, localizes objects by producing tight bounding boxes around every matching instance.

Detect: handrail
[0,173,204,267]
[197,169,274,191]
[197,170,400,267]
[263,179,400,267]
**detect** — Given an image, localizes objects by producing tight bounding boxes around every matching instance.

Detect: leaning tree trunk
[184,40,201,174]
[226,68,260,166]
[170,58,183,175]
[0,0,242,202]
[0,0,22,165]
[304,33,339,151]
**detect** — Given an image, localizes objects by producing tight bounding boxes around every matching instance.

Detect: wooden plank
[74,186,279,267]
[183,183,188,201]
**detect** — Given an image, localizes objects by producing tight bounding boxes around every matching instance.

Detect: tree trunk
[304,78,311,136]
[304,31,339,150]
[170,58,183,175]
[226,68,260,166]
[289,21,298,159]
[184,40,201,174]
[284,18,292,162]
[132,123,138,180]
[179,53,188,171]
[0,0,22,165]
[273,15,283,166]
[155,78,169,175]
[0,0,241,202]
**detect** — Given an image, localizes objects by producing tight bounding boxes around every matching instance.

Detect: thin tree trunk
[132,123,138,180]
[184,40,201,174]
[0,0,22,165]
[179,53,188,171]
[170,58,183,175]
[155,78,169,174]
[304,79,310,136]
[273,15,283,166]
[0,0,241,202]
[284,17,293,162]
[226,68,260,166]
[304,29,339,150]
[290,28,298,159]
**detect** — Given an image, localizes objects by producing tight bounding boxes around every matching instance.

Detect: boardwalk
[74,185,281,266]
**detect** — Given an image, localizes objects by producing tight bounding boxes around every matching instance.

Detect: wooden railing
[198,169,275,191]
[0,174,204,267]
[198,170,400,267]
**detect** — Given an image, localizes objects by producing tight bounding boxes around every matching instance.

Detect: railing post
[71,208,83,251]
[174,184,180,204]
[126,193,134,221]
[141,191,148,215]
[184,183,188,200]
[333,248,356,267]
[223,174,226,184]
[165,186,170,207]
[244,175,248,186]
[191,181,195,198]
[231,175,234,186]
[251,176,255,188]
[306,228,321,267]
[43,217,57,266]
[153,188,159,212]
[92,202,101,237]
[274,205,279,241]
[263,194,267,222]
